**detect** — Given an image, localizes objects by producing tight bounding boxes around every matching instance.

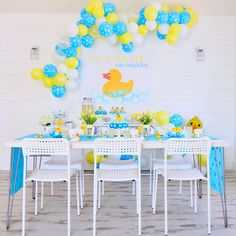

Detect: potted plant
[80,110,98,136]
[39,115,53,134]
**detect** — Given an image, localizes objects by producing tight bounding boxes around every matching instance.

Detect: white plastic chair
[152,156,193,214]
[22,138,78,236]
[93,138,142,236]
[160,138,212,235]
[41,155,84,209]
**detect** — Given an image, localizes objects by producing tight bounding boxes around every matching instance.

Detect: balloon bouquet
[30,0,198,98]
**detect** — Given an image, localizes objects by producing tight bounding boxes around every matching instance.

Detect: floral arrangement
[39,115,53,127]
[81,110,99,125]
[132,111,156,125]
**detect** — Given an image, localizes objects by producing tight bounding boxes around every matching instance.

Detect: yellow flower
[80,112,85,117]
[55,127,62,133]
[88,108,93,114]
[56,119,63,126]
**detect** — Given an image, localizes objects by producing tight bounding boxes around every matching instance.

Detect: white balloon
[145,21,157,31]
[57,64,68,74]
[67,24,78,38]
[57,39,71,49]
[151,2,162,10]
[132,33,144,46]
[67,69,79,80]
[180,25,189,39]
[66,80,78,92]
[96,17,106,26]
[51,53,66,65]
[158,24,169,35]
[57,28,68,41]
[107,35,118,45]
[127,22,138,34]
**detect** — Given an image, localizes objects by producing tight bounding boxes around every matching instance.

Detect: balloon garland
[30,0,198,98]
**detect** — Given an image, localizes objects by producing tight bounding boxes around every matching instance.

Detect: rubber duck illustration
[187,116,203,132]
[102,69,134,98]
[116,114,122,122]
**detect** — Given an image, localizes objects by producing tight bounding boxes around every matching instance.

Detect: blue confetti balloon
[113,123,118,129]
[156,11,169,24]
[70,35,82,48]
[170,114,184,127]
[118,123,123,129]
[99,22,114,37]
[110,123,114,128]
[51,85,66,98]
[157,31,166,40]
[82,34,94,48]
[63,47,77,58]
[80,13,96,28]
[103,2,116,16]
[43,64,57,78]
[137,16,146,25]
[139,7,146,17]
[76,59,81,70]
[55,44,67,56]
[122,42,134,53]
[80,8,88,18]
[113,22,127,36]
[120,155,133,160]
[179,11,191,24]
[168,11,180,25]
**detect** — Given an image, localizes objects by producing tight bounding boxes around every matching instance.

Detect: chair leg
[190,180,193,208]
[22,181,26,236]
[67,179,71,236]
[164,177,168,236]
[102,181,104,196]
[149,158,153,195]
[35,181,38,215]
[136,181,139,214]
[132,180,135,196]
[51,182,54,196]
[179,181,182,195]
[76,171,80,216]
[79,170,83,209]
[138,178,141,236]
[152,170,156,209]
[153,171,158,215]
[93,178,98,236]
[194,180,197,214]
[41,181,44,210]
[82,169,85,196]
[98,181,101,209]
[207,179,211,235]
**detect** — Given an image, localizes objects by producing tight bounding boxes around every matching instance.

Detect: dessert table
[5,137,229,230]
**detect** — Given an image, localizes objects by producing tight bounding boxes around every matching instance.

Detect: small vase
[142,124,151,138]
[86,125,95,136]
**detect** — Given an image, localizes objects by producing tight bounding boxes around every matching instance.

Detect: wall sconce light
[30,45,39,60]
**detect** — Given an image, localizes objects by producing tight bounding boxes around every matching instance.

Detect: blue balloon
[55,44,67,56]
[139,7,146,17]
[70,35,82,48]
[137,16,146,25]
[122,42,134,53]
[170,114,184,127]
[80,13,96,28]
[156,11,169,24]
[157,31,166,40]
[118,123,123,129]
[43,64,57,78]
[99,22,114,37]
[51,85,66,98]
[80,8,88,18]
[82,34,94,48]
[168,11,180,25]
[179,11,191,24]
[110,123,114,128]
[76,59,81,70]
[113,22,127,36]
[120,155,133,160]
[113,123,118,129]
[63,47,77,58]
[103,2,116,16]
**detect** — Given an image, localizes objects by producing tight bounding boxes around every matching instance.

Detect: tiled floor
[0,171,236,236]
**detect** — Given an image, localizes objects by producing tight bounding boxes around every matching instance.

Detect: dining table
[4,137,229,230]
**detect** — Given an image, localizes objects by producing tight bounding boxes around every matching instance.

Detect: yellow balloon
[86,151,102,164]
[138,25,149,36]
[161,6,170,12]
[42,76,54,88]
[89,25,99,39]
[201,155,207,167]
[144,6,158,21]
[66,57,79,69]
[76,48,81,57]
[191,13,198,22]
[156,110,170,126]
[78,24,88,37]
[54,73,67,86]
[86,2,96,14]
[91,0,103,8]
[30,68,44,80]
[118,32,132,44]
[106,13,119,25]
[186,7,194,14]
[166,33,178,45]
[92,7,105,19]
[173,5,184,13]
[169,23,181,35]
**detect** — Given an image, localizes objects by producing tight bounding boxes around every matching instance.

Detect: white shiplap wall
[0,14,235,170]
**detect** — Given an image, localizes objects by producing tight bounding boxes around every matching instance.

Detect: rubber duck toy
[187,116,203,132]
[102,69,134,98]
[116,114,122,122]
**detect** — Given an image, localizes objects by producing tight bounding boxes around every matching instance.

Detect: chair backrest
[94,138,142,167]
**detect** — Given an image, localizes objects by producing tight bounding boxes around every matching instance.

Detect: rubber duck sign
[102,69,134,98]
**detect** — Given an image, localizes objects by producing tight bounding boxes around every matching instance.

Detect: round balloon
[92,7,105,19]
[67,69,79,80]
[63,47,77,58]
[122,42,134,53]
[132,33,144,46]
[107,34,118,45]
[43,64,57,78]
[157,31,166,40]
[127,22,138,34]
[70,35,82,48]
[86,151,102,164]
[113,22,127,36]
[166,33,178,45]
[118,32,132,44]
[156,11,169,24]
[57,64,68,74]
[168,11,180,25]
[158,24,169,35]
[78,24,89,37]
[66,57,79,69]
[31,68,44,80]
[43,77,54,88]
[179,11,191,24]
[99,22,114,37]
[156,110,170,126]
[169,23,181,35]
[144,6,158,21]
[51,85,66,98]
[82,34,95,48]
[170,114,184,127]
[80,13,96,28]
[103,2,116,16]
[106,13,119,25]
[54,73,67,86]
[145,20,157,31]
[138,25,149,36]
